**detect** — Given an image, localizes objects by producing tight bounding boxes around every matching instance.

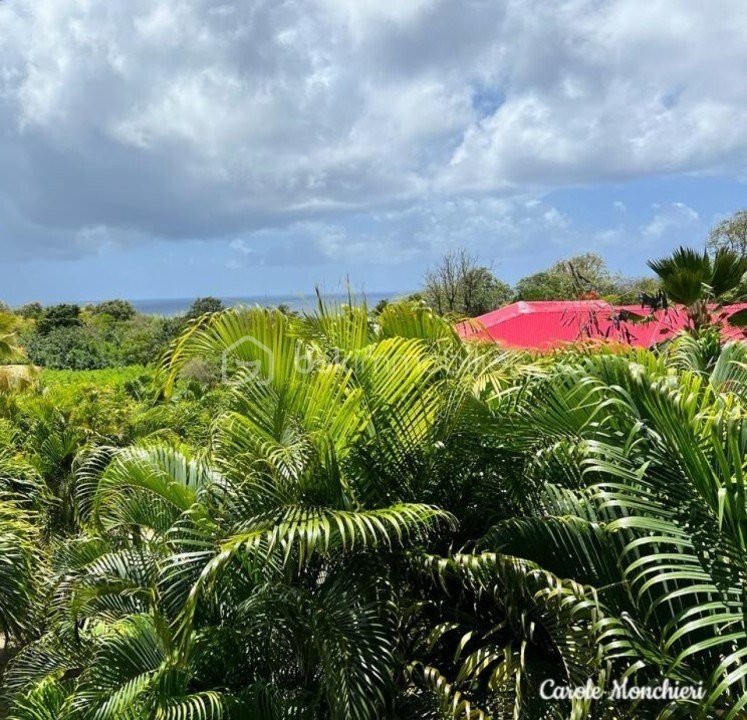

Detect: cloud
[218,196,583,280]
[641,202,700,240]
[441,1,747,190]
[0,0,746,261]
[229,239,252,255]
[585,202,702,260]
[593,228,626,247]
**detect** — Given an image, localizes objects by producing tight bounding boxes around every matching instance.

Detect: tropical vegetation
[15,298,217,371]
[0,275,742,717]
[0,243,745,717]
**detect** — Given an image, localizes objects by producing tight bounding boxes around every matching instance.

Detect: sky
[1,0,746,304]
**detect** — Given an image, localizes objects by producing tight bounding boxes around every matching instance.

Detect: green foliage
[116,316,175,366]
[514,267,571,300]
[707,208,747,255]
[611,274,662,304]
[21,309,177,371]
[423,248,512,316]
[372,297,389,315]
[0,312,25,363]
[186,296,225,320]
[36,304,82,336]
[0,500,41,642]
[463,267,513,315]
[1,302,747,718]
[648,245,747,328]
[515,252,624,301]
[89,299,137,321]
[14,303,43,321]
[39,365,151,391]
[24,326,110,370]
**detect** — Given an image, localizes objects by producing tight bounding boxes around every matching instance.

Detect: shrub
[186,296,224,319]
[24,326,109,370]
[36,304,82,335]
[15,302,44,320]
[90,299,137,321]
[116,316,171,366]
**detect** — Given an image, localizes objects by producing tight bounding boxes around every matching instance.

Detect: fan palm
[0,313,34,394]
[647,246,747,330]
[0,313,24,364]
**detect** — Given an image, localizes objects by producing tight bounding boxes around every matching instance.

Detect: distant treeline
[401,209,747,318]
[7,205,747,370]
[2,297,226,371]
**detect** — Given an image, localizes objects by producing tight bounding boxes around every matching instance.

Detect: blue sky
[1,1,746,304]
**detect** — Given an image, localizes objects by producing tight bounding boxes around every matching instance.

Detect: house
[457,300,747,350]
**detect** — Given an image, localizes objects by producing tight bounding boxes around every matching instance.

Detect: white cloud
[641,202,700,240]
[229,238,252,255]
[442,1,747,189]
[0,0,745,259]
[217,196,584,278]
[594,228,626,246]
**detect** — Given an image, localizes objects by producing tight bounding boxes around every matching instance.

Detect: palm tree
[647,246,747,331]
[0,312,35,393]
[0,313,23,363]
[467,345,747,717]
[4,301,747,718]
[0,500,41,675]
[4,306,471,719]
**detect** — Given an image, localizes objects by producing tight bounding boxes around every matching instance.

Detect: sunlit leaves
[6,301,747,719]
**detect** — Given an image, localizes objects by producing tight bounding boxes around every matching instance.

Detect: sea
[129,292,399,316]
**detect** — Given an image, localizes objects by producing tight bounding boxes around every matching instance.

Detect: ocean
[130,292,399,316]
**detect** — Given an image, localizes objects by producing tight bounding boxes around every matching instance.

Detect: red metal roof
[458,301,747,350]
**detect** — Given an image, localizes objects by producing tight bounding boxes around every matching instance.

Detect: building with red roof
[458,301,747,350]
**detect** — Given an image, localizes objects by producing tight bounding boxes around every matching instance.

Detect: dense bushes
[19,305,177,370]
[34,304,82,335]
[14,297,226,371]
[87,299,136,321]
[23,326,110,370]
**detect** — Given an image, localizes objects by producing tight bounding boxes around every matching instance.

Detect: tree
[24,326,108,370]
[114,316,171,366]
[90,299,136,321]
[461,266,513,315]
[707,209,747,255]
[514,268,571,300]
[648,245,747,330]
[372,297,389,316]
[423,249,512,316]
[612,275,662,304]
[7,308,462,719]
[5,302,747,718]
[0,312,24,363]
[0,501,40,647]
[275,302,298,317]
[479,348,747,717]
[133,305,747,715]
[15,303,43,321]
[515,252,622,300]
[35,304,82,336]
[186,296,224,320]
